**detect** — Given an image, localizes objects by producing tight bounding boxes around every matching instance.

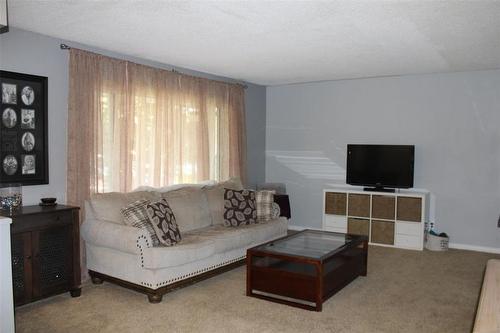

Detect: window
[68,50,245,201]
[98,90,223,192]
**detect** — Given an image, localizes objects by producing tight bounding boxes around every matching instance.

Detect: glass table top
[255,230,360,259]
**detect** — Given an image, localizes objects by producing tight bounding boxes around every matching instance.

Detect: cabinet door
[32,225,73,298]
[11,232,33,306]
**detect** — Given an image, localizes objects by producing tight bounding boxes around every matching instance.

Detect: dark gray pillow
[223,188,257,227]
[146,199,181,246]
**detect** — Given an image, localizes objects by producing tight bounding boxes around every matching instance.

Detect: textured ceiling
[8,1,500,85]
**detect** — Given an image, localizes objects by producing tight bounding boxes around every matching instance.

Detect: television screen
[346,144,414,189]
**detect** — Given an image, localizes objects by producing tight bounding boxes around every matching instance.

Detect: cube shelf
[323,188,426,250]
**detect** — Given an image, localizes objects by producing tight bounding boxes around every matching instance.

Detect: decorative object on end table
[0,71,48,185]
[39,197,57,206]
[0,183,21,212]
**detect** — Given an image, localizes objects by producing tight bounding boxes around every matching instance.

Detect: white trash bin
[425,232,449,251]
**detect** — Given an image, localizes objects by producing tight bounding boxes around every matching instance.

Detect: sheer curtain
[67,49,246,210]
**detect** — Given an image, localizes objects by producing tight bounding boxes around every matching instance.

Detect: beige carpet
[16,246,499,333]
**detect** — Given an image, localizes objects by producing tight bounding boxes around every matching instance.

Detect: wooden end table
[3,205,81,306]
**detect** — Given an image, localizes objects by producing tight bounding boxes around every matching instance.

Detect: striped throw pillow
[121,199,160,247]
[256,190,275,222]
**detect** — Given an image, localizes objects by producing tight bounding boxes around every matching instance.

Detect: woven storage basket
[425,232,449,251]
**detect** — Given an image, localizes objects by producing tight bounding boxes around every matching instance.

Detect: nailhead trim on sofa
[136,235,151,268]
[138,255,246,288]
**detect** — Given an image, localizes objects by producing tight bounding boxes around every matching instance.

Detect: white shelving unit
[322,187,427,250]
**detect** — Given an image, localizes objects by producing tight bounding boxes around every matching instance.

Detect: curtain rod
[59,43,248,89]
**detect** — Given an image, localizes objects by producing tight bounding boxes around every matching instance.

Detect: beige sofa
[81,180,288,302]
[473,259,500,333]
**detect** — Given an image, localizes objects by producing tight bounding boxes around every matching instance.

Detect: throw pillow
[121,199,160,247]
[146,199,182,246]
[256,190,275,222]
[205,178,244,225]
[273,194,291,219]
[271,202,281,220]
[223,188,257,227]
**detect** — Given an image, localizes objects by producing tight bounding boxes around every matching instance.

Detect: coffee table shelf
[246,229,368,311]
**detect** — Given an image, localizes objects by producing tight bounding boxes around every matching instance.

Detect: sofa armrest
[81,218,152,255]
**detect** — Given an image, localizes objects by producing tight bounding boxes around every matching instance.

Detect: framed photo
[0,71,48,185]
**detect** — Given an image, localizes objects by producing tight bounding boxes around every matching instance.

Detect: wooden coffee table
[246,229,368,311]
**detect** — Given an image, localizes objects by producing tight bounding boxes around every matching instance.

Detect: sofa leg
[148,293,163,304]
[91,276,104,285]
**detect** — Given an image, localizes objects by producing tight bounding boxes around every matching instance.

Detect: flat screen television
[346,144,414,191]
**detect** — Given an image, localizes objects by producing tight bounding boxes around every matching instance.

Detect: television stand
[323,188,427,250]
[364,187,395,193]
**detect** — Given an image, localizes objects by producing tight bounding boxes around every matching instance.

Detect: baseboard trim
[288,226,500,254]
[288,225,321,231]
[448,243,500,254]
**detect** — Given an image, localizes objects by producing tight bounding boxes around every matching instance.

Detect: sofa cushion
[161,187,212,232]
[238,218,288,246]
[186,218,287,254]
[121,199,161,247]
[146,199,182,247]
[204,178,243,226]
[224,188,257,227]
[141,234,215,269]
[185,225,253,253]
[90,191,161,225]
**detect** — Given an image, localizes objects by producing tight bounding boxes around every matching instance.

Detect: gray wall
[266,70,500,250]
[0,28,69,205]
[0,28,266,204]
[245,83,266,187]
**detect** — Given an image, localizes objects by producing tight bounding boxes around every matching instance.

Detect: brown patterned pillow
[223,188,257,227]
[146,199,181,246]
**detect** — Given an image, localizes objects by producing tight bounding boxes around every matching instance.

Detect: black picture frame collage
[0,70,48,185]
